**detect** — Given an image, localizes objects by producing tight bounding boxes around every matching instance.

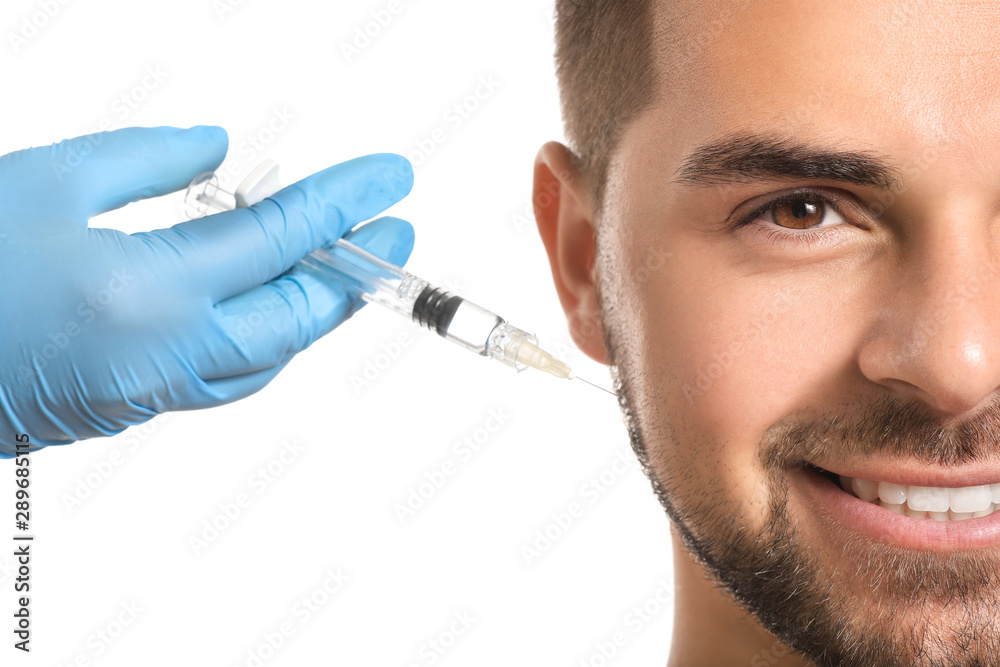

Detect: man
[532,1,1000,665]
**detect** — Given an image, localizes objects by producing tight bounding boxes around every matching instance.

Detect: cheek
[609,230,872,519]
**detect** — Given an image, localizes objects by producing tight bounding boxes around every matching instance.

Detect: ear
[532,141,608,365]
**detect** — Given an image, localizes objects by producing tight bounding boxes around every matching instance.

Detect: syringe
[183,160,614,395]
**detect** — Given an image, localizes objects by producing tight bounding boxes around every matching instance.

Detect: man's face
[595,1,1000,664]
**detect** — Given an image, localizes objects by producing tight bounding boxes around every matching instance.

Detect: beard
[601,312,1000,666]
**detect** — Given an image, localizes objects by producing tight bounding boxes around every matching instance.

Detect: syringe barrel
[303,241,535,369]
[304,240,503,353]
[302,239,427,320]
[408,286,538,371]
[410,285,500,355]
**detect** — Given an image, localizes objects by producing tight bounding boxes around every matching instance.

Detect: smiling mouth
[806,464,1000,521]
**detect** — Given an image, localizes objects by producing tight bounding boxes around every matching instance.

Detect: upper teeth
[839,476,1000,520]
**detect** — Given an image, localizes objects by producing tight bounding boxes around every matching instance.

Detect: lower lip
[789,464,1000,551]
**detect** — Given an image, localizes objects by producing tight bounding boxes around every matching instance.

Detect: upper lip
[805,459,1000,488]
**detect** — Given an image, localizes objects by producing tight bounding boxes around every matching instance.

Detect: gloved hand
[0,125,416,455]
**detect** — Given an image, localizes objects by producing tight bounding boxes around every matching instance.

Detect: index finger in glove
[138,153,414,303]
[0,125,227,224]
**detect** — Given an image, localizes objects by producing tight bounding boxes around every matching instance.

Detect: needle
[570,374,618,397]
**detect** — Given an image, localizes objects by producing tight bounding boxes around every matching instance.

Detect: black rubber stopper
[412,285,464,337]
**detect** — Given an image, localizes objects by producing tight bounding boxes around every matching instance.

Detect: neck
[667,528,813,667]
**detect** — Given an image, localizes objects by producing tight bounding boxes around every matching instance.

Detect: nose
[857,216,1000,417]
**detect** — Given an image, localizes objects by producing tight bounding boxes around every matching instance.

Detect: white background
[0,0,673,664]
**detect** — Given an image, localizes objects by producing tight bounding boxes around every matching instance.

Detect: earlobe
[532,141,609,365]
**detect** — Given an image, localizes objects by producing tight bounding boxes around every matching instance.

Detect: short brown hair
[553,0,658,211]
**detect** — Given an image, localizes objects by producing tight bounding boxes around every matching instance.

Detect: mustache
[760,394,1000,470]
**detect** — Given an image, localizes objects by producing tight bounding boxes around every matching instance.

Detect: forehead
[649,0,1000,161]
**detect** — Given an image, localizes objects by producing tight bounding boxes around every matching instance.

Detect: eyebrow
[671,131,903,191]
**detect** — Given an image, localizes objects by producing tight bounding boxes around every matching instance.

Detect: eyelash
[732,188,850,248]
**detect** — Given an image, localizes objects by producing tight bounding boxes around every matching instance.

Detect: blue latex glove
[0,126,416,455]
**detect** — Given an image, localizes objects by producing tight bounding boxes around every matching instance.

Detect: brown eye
[772,199,825,230]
